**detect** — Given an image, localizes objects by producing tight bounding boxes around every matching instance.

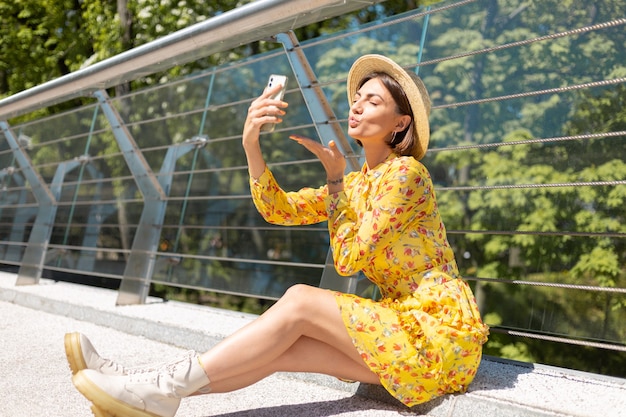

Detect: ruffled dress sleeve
[249,166,329,226]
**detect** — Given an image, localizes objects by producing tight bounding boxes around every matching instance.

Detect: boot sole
[91,404,114,417]
[72,371,161,417]
[64,332,87,375]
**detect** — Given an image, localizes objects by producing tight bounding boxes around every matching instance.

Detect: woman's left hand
[289,135,346,182]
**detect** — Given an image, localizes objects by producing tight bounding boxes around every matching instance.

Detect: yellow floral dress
[249,154,489,407]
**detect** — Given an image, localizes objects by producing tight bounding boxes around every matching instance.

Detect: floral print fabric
[249,154,489,407]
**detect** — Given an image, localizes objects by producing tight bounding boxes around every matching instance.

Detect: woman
[66,54,488,417]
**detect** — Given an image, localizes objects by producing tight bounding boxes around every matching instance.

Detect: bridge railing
[1,0,624,376]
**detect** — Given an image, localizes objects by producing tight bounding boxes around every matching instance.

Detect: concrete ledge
[1,271,624,417]
[359,357,626,417]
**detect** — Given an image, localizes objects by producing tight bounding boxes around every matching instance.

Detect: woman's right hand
[242,83,288,148]
[242,83,288,179]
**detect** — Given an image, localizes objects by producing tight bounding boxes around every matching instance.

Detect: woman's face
[348,77,407,146]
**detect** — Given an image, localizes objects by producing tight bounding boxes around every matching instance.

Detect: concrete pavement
[0,300,405,417]
[1,271,625,417]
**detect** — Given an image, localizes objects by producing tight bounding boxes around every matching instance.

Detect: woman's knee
[283,283,332,303]
[283,283,314,298]
[280,284,331,318]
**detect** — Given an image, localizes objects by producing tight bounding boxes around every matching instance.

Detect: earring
[391,131,397,143]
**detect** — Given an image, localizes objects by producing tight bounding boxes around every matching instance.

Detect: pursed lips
[348,116,361,128]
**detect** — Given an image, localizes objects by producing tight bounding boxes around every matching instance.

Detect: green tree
[419,0,625,374]
[0,0,93,112]
[1,0,423,102]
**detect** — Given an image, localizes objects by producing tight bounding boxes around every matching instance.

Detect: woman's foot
[71,353,210,417]
[64,332,127,376]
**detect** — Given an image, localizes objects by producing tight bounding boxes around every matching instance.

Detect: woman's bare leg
[198,284,378,389]
[209,335,380,393]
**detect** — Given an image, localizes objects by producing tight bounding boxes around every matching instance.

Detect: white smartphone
[260,74,288,133]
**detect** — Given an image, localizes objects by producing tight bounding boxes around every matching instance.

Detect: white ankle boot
[72,353,211,417]
[65,332,127,376]
[64,332,196,378]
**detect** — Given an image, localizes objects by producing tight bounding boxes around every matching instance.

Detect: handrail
[0,0,379,120]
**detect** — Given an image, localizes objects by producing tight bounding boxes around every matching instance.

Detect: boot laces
[125,351,195,382]
[104,360,126,374]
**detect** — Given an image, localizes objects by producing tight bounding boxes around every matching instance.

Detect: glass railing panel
[0,181,34,204]
[439,189,626,236]
[291,2,625,354]
[152,226,328,299]
[0,150,13,168]
[0,1,623,372]
[11,103,102,145]
[0,135,10,152]
[477,280,626,346]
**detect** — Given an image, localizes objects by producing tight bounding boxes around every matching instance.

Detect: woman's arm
[243,88,331,226]
[242,83,288,179]
[249,168,329,226]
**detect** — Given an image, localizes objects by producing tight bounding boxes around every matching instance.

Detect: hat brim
[347,54,430,160]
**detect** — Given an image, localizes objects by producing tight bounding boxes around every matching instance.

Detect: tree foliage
[416,0,625,375]
[0,0,425,101]
[0,0,90,98]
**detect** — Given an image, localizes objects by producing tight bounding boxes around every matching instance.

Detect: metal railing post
[275,31,364,293]
[95,89,207,304]
[94,90,165,305]
[1,121,67,284]
[275,31,360,172]
[76,165,117,272]
[0,170,37,263]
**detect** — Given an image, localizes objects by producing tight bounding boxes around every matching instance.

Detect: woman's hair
[355,71,414,156]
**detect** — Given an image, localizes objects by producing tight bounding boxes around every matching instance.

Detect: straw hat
[347,54,431,160]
